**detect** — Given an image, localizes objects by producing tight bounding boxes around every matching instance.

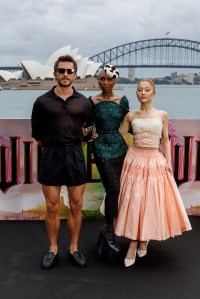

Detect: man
[31,55,93,269]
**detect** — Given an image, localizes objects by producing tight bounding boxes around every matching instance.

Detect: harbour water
[0,84,200,119]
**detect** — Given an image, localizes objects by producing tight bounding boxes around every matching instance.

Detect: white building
[0,46,101,81]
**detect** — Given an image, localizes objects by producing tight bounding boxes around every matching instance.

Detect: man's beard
[58,78,72,87]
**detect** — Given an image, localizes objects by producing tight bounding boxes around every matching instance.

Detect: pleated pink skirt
[115,146,192,241]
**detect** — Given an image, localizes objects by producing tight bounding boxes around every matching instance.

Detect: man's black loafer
[41,252,58,269]
[68,250,86,267]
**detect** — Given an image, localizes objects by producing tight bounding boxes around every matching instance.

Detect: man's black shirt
[31,87,93,146]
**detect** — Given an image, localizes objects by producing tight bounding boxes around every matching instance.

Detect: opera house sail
[0,45,101,83]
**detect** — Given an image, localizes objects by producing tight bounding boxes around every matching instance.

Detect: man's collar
[46,86,81,98]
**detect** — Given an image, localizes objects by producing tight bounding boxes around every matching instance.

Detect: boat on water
[0,85,3,90]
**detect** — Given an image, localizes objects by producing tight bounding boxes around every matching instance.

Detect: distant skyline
[131,68,200,79]
[0,0,200,77]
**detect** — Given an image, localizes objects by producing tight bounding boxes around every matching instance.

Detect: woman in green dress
[88,65,130,261]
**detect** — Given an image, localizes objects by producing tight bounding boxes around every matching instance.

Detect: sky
[1,0,200,77]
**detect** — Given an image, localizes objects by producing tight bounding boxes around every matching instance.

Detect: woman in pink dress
[114,79,192,267]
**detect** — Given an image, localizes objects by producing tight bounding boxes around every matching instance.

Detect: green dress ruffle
[90,95,130,159]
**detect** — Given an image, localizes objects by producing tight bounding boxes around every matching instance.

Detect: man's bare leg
[42,185,61,254]
[67,184,86,253]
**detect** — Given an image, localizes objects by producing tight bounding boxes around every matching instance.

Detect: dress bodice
[131,118,163,148]
[90,95,129,158]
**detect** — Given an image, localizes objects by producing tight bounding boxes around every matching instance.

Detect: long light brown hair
[137,79,156,92]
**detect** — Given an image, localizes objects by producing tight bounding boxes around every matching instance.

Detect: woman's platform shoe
[96,226,107,256]
[104,225,121,253]
[95,225,121,261]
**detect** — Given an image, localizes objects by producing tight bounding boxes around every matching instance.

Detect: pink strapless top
[131,118,163,148]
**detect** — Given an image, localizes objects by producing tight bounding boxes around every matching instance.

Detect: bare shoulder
[161,110,168,120]
[156,109,168,120]
[126,110,136,121]
[130,110,142,119]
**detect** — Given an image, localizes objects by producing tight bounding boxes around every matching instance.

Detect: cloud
[0,0,200,66]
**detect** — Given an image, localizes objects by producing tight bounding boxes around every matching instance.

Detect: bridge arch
[89,38,200,69]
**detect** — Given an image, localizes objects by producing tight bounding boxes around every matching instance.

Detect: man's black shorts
[38,144,87,186]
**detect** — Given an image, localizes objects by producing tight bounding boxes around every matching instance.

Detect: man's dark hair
[54,55,78,73]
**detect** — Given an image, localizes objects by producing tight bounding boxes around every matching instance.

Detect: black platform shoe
[105,225,121,253]
[96,225,107,256]
[96,225,121,261]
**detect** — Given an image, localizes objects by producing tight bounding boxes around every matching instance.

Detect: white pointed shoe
[124,248,137,267]
[124,258,136,267]
[137,241,149,258]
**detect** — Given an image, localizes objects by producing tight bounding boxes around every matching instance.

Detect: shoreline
[0,77,123,90]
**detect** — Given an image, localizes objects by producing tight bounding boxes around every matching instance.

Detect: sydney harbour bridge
[1,38,200,71]
[89,38,200,70]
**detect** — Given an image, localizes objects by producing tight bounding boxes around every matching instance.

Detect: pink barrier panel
[0,119,200,220]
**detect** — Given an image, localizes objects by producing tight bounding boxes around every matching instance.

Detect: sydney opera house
[0,46,101,82]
